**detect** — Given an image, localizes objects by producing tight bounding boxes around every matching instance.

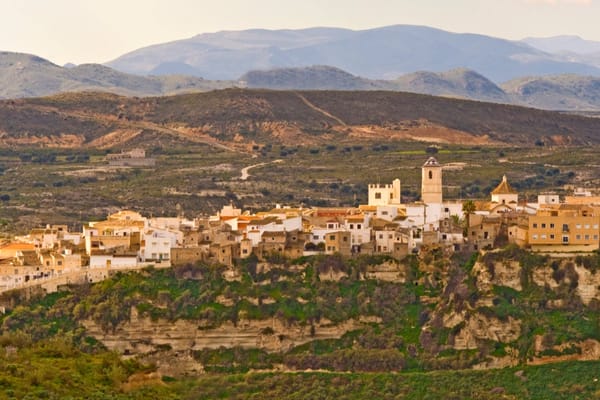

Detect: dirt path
[240,159,283,180]
[29,105,245,153]
[295,93,347,126]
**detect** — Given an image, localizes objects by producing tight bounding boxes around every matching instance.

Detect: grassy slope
[1,339,598,399]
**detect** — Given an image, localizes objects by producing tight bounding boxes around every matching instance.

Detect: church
[367,156,464,231]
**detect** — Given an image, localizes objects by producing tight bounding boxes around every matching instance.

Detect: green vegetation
[0,140,591,234]
[1,248,600,397]
[0,340,598,400]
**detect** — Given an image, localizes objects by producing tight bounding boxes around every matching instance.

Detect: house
[256,230,306,261]
[324,231,351,256]
[528,204,600,251]
[141,228,180,263]
[106,148,156,167]
[344,214,371,251]
[371,218,400,254]
[467,214,502,251]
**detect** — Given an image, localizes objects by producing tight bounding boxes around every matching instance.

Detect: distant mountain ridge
[0,52,230,99]
[5,51,600,112]
[242,66,509,103]
[106,25,600,82]
[241,65,600,110]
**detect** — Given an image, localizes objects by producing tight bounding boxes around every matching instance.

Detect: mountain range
[7,51,600,111]
[0,52,230,99]
[106,25,600,82]
[4,25,600,111]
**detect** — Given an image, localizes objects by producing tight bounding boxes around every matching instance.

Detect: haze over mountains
[0,52,230,99]
[5,25,600,111]
[106,25,600,82]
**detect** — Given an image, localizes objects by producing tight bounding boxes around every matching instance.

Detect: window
[576,224,582,229]
[357,224,362,229]
[329,235,335,240]
[594,235,598,240]
[562,235,569,243]
[532,234,538,239]
[375,192,382,199]
[550,234,555,239]
[533,223,538,228]
[429,171,433,179]
[444,208,449,212]
[381,211,388,215]
[541,223,546,228]
[550,223,555,228]
[343,237,348,242]
[576,235,581,240]
[349,224,354,229]
[389,234,393,239]
[242,249,248,254]
[390,193,393,199]
[585,224,590,229]
[541,234,546,239]
[563,224,569,232]
[313,235,319,240]
[594,224,599,229]
[379,234,383,239]
[585,235,590,240]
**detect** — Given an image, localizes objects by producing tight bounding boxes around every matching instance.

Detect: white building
[141,228,181,262]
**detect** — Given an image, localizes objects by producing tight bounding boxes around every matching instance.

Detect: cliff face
[4,251,599,376]
[434,253,600,366]
[80,253,600,374]
[83,311,368,354]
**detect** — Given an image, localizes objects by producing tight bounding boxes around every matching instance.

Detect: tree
[462,200,476,238]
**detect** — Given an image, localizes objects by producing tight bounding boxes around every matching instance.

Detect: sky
[1,0,600,66]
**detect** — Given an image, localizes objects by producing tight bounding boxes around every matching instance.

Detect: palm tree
[462,200,476,239]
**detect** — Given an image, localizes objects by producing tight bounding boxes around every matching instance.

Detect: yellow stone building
[528,204,600,251]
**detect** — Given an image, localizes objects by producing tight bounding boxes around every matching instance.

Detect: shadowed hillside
[0,89,599,149]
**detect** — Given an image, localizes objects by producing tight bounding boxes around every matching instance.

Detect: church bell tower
[421,157,443,204]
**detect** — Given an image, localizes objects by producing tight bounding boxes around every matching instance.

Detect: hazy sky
[1,0,599,65]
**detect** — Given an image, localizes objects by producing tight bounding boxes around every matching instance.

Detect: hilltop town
[2,156,599,294]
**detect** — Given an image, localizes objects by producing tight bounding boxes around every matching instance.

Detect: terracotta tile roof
[491,175,517,195]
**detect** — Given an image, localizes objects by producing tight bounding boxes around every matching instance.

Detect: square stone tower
[421,157,443,204]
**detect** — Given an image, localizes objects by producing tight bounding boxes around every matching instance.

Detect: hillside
[1,248,600,398]
[502,74,600,111]
[240,65,386,90]
[1,89,600,149]
[393,68,509,103]
[106,25,600,82]
[0,52,230,99]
